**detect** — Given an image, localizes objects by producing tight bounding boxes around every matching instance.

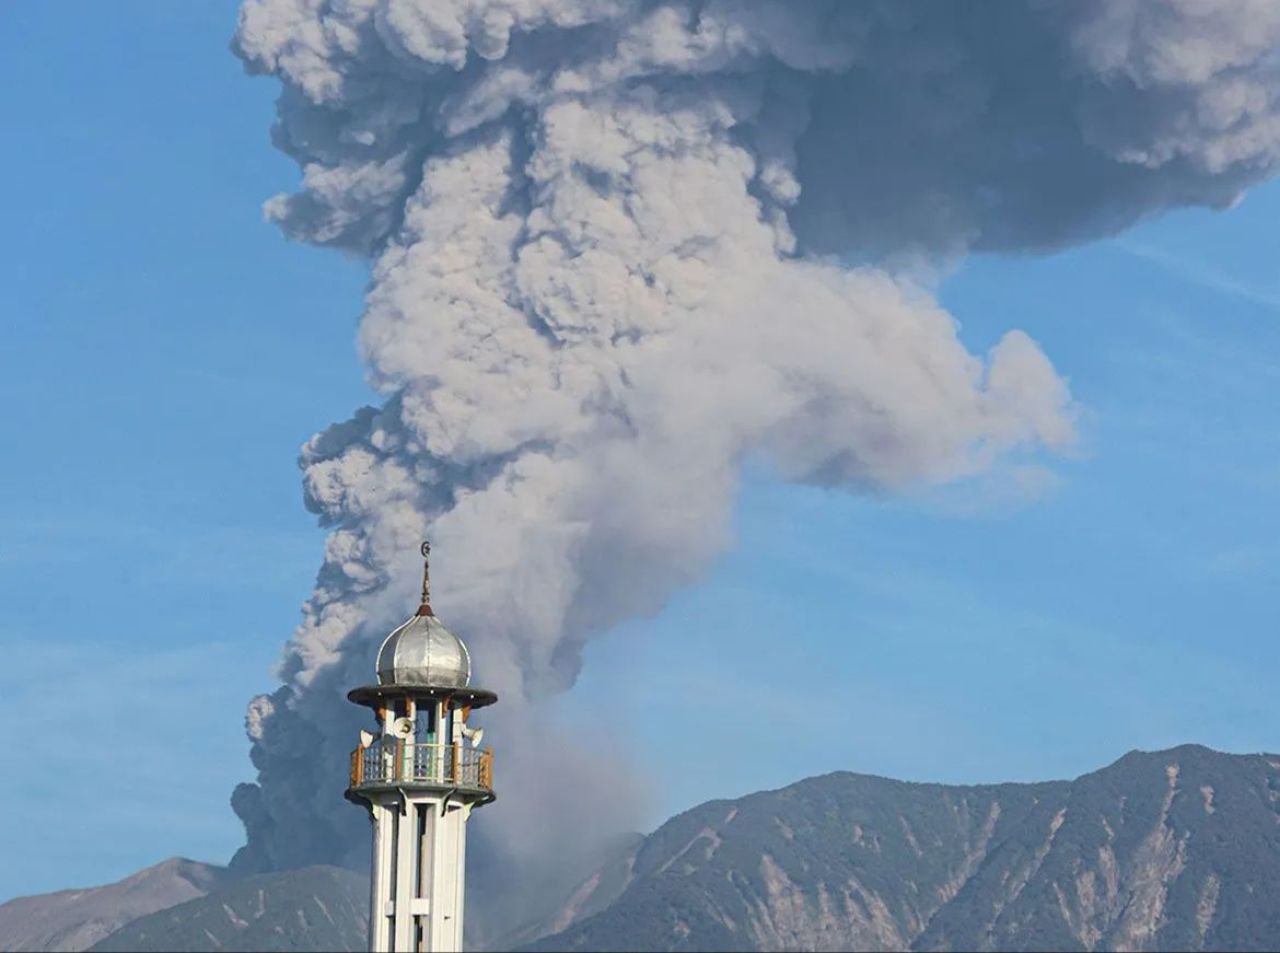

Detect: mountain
[0,858,227,953]
[82,837,639,953]
[77,834,640,953]
[21,745,1280,953]
[474,832,647,951]
[88,866,366,953]
[528,745,1280,952]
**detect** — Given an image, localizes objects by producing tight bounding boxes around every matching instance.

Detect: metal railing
[349,738,494,792]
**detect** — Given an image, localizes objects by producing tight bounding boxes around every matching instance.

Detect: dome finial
[417,540,433,617]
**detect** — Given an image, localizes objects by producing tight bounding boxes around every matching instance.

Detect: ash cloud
[228,0,1280,916]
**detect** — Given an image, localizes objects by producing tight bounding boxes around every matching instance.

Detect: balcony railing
[349,738,494,793]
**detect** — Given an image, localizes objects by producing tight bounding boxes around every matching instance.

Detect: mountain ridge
[88,866,366,953]
[10,745,1278,952]
[527,744,1280,952]
[0,857,228,953]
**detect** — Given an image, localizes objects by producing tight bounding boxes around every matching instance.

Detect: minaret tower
[347,542,497,953]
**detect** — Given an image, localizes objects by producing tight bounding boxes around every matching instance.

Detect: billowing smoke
[228,0,1280,923]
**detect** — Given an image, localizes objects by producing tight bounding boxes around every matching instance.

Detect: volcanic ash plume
[229,0,1280,896]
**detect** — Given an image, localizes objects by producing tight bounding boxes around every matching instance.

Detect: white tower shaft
[368,792,471,952]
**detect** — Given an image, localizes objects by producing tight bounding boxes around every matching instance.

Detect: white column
[394,799,416,953]
[369,800,395,953]
[420,795,440,952]
[454,803,470,951]
[427,802,465,952]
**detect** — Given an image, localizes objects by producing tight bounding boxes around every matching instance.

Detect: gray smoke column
[228,0,1280,894]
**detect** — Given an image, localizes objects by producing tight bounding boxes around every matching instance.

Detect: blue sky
[2,1,1278,903]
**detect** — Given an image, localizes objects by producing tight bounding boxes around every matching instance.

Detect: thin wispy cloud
[1115,240,1280,314]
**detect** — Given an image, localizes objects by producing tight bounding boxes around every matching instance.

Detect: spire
[417,540,433,616]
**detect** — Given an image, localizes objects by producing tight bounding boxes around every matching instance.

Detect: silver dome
[376,612,471,689]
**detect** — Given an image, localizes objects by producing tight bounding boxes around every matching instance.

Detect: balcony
[349,738,494,796]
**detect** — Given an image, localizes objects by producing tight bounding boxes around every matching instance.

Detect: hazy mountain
[474,832,646,952]
[89,866,366,953]
[528,745,1280,952]
[82,839,639,953]
[0,858,227,953]
[22,745,1280,952]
